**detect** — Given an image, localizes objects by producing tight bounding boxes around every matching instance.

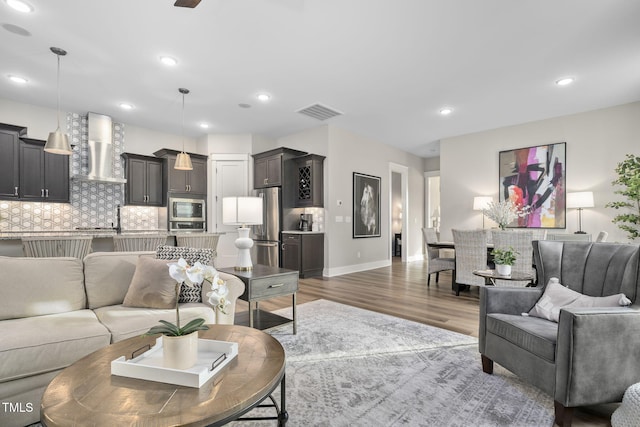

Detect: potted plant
[483,199,530,230]
[491,247,518,276]
[606,154,640,241]
[145,258,230,370]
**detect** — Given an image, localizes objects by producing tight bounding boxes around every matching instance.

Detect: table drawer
[249,273,298,300]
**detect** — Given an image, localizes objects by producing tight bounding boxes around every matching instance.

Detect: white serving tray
[111,337,238,388]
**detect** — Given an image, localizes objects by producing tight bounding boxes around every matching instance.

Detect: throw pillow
[528,277,631,322]
[155,245,214,303]
[123,256,177,309]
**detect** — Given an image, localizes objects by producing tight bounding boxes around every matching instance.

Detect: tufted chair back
[533,240,640,304]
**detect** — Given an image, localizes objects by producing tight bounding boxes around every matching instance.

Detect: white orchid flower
[168,258,191,284]
[185,261,207,287]
[206,280,230,313]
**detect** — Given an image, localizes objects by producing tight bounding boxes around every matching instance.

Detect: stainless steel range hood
[72,112,127,184]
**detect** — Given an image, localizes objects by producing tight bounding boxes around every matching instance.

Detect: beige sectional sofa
[0,251,245,427]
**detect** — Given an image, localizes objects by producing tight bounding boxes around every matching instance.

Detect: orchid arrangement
[483,199,530,230]
[145,258,231,337]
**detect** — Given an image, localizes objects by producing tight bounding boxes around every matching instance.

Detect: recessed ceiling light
[199,123,210,129]
[256,93,271,102]
[8,75,28,84]
[119,103,134,110]
[439,107,453,116]
[555,77,575,86]
[6,0,33,13]
[159,56,178,66]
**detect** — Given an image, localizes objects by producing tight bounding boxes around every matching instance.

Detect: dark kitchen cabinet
[281,232,324,278]
[122,153,164,206]
[19,138,69,203]
[154,149,208,196]
[291,154,325,207]
[253,147,307,189]
[0,124,25,199]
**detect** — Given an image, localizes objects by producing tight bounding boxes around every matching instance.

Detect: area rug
[236,299,555,427]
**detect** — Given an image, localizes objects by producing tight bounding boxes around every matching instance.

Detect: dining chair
[595,231,609,242]
[22,236,93,259]
[528,229,547,242]
[113,234,168,251]
[451,229,490,296]
[422,228,455,286]
[490,230,534,287]
[547,233,592,242]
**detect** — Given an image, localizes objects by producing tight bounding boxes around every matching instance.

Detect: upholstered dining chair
[491,230,534,287]
[451,229,490,296]
[595,231,609,242]
[422,228,455,286]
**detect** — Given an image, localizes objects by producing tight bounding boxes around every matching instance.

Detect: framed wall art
[353,172,381,238]
[498,142,566,229]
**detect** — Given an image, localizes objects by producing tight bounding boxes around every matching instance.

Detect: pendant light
[44,47,73,155]
[174,87,193,170]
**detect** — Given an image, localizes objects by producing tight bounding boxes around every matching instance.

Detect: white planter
[495,264,512,276]
[162,331,199,370]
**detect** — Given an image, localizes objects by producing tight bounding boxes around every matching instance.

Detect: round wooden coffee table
[41,325,287,426]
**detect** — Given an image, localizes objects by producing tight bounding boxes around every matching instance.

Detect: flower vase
[495,264,512,276]
[163,331,199,370]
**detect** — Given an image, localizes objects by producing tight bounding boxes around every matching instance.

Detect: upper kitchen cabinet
[18,138,69,203]
[121,153,164,206]
[153,149,208,196]
[290,154,325,207]
[252,147,307,189]
[0,123,26,199]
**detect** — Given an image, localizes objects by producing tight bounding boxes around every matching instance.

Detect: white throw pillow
[528,278,631,322]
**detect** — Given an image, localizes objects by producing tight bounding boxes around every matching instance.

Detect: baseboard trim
[324,259,392,277]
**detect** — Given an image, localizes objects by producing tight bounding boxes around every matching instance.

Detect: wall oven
[168,196,206,232]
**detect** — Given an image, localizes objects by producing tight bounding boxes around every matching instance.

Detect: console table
[220,265,298,334]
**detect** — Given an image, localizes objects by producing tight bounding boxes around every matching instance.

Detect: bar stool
[22,236,93,259]
[175,234,220,260]
[113,234,168,251]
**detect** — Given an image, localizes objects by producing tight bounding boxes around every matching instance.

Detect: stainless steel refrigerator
[251,187,282,267]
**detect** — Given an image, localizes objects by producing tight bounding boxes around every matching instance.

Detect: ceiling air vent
[297,103,343,121]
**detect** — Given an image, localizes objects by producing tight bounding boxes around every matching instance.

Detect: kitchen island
[0,231,223,257]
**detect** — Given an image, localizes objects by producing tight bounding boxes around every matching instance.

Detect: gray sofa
[480,240,640,426]
[0,251,245,427]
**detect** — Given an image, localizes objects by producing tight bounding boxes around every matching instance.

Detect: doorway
[389,163,408,263]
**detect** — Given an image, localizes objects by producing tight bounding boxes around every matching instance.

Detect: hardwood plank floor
[235,259,614,426]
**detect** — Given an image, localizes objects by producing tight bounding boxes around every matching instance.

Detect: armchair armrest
[479,287,543,353]
[200,272,245,325]
[555,307,640,407]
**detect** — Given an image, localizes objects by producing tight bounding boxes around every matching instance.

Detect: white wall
[326,126,424,275]
[0,98,58,140]
[439,101,640,243]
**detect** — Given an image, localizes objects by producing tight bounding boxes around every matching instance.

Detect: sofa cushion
[529,278,631,322]
[123,257,178,309]
[486,313,558,362]
[0,310,111,383]
[0,256,85,320]
[83,251,155,309]
[155,246,214,303]
[93,303,215,343]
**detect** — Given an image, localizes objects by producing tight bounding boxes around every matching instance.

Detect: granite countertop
[281,230,324,234]
[0,230,225,240]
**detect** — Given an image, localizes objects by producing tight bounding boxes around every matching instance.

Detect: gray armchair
[479,240,640,426]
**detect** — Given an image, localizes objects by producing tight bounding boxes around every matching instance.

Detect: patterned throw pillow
[155,245,214,303]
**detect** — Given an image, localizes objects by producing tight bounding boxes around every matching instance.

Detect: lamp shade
[567,192,594,209]
[174,152,193,170]
[473,196,493,211]
[44,129,72,155]
[222,197,263,226]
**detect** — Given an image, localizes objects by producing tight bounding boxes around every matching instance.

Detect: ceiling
[1,0,639,158]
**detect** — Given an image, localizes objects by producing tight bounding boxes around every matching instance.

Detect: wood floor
[236,258,614,427]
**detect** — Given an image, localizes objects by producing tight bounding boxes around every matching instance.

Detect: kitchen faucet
[113,204,122,234]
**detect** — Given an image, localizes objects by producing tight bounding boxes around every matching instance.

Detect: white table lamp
[566,191,594,234]
[473,196,493,228]
[222,197,263,270]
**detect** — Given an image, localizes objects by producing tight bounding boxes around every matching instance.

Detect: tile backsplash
[0,113,160,232]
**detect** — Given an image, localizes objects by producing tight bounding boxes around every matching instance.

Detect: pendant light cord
[181,91,185,152]
[56,53,61,130]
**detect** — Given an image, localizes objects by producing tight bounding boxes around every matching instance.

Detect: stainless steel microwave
[169,197,206,222]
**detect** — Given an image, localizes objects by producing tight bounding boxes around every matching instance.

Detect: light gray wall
[439,101,640,243]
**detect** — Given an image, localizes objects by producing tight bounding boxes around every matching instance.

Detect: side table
[220,265,298,334]
[473,269,535,286]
